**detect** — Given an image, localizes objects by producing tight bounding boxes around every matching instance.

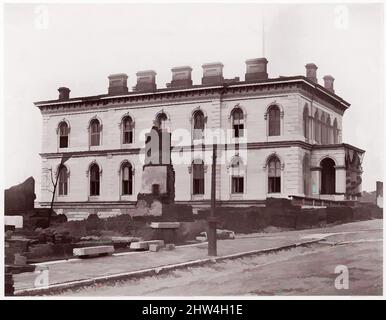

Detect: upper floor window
[193,110,205,140]
[192,159,205,195]
[121,162,133,195]
[232,108,244,138]
[89,163,100,196]
[268,156,281,193]
[320,114,326,144]
[303,106,309,140]
[326,116,331,144]
[90,119,101,146]
[122,116,134,144]
[58,122,69,148]
[58,166,68,196]
[333,118,338,144]
[155,112,168,130]
[314,110,320,143]
[268,105,280,136]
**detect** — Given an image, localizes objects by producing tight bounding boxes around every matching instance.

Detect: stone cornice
[40,140,361,159]
[35,76,350,115]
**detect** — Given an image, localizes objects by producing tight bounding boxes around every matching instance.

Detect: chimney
[108,73,128,95]
[58,87,70,101]
[245,58,268,81]
[201,62,224,85]
[305,63,318,83]
[135,70,157,92]
[323,75,335,93]
[170,66,193,88]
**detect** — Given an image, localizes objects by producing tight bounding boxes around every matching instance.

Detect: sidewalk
[13,219,382,295]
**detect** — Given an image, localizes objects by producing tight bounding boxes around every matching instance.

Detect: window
[58,122,69,148]
[58,166,68,196]
[268,156,281,193]
[90,119,101,146]
[232,177,244,193]
[193,110,205,140]
[232,108,244,138]
[326,116,331,144]
[314,111,320,143]
[192,160,205,195]
[122,116,134,144]
[320,114,326,144]
[90,163,100,196]
[268,105,280,136]
[231,157,244,194]
[333,119,338,144]
[303,106,309,140]
[156,113,168,130]
[320,158,336,194]
[121,162,133,195]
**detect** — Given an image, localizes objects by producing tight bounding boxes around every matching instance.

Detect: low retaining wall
[197,198,382,233]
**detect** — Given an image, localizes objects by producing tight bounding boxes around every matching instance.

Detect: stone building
[35,57,364,217]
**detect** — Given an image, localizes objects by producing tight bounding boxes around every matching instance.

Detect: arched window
[320,114,326,144]
[326,116,331,144]
[333,118,338,144]
[303,154,310,196]
[121,162,133,195]
[303,106,309,140]
[320,158,336,194]
[268,105,280,136]
[58,122,69,148]
[155,112,168,130]
[231,157,244,193]
[192,159,205,195]
[314,110,320,143]
[90,119,101,146]
[122,116,134,144]
[232,108,244,138]
[268,156,281,193]
[90,163,100,196]
[58,166,68,196]
[193,110,205,140]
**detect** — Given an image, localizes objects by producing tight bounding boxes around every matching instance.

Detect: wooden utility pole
[208,143,218,256]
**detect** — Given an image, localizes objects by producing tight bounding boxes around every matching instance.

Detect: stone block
[150,222,180,229]
[149,244,163,252]
[130,240,164,250]
[217,229,235,239]
[5,216,23,228]
[73,245,114,257]
[111,236,140,243]
[130,241,149,250]
[165,243,175,250]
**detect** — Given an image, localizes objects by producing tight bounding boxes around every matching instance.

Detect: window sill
[120,194,135,201]
[230,193,244,200]
[88,196,100,201]
[191,194,205,201]
[267,193,282,198]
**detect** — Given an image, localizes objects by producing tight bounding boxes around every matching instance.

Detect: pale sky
[3,2,384,200]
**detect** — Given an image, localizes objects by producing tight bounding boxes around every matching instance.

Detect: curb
[14,239,320,296]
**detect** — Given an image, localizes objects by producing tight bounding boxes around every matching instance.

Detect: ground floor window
[193,161,205,195]
[321,158,336,194]
[90,164,100,196]
[268,156,281,193]
[232,176,244,193]
[58,166,68,196]
[121,163,133,195]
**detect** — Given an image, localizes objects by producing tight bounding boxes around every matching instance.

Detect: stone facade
[36,58,365,217]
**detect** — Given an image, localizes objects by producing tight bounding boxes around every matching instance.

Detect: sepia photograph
[1,0,384,304]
